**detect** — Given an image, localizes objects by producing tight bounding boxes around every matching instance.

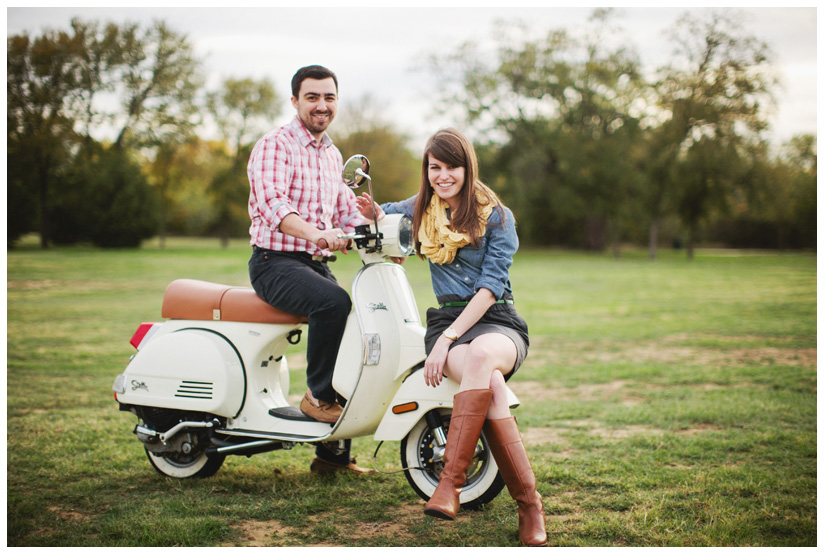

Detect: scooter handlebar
[316,237,353,252]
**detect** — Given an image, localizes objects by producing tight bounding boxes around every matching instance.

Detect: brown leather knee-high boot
[424,389,493,520]
[484,416,548,546]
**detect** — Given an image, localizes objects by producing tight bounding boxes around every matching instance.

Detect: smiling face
[291,77,338,140]
[427,155,466,210]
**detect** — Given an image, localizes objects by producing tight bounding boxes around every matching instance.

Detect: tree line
[426,9,815,257]
[7,10,816,256]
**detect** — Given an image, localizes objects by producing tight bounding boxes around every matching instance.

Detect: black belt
[253,245,335,263]
[439,299,514,308]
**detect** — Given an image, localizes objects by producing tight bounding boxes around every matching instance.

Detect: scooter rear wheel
[145,447,225,479]
[400,410,504,510]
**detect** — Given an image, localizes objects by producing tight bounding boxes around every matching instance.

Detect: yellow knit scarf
[418,191,494,265]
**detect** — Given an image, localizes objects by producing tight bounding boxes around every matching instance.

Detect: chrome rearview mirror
[342,154,381,250]
[342,155,371,188]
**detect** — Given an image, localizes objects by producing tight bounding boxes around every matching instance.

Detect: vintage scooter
[112,155,519,509]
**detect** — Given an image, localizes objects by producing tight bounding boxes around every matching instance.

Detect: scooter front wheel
[400,410,505,510]
[145,447,225,479]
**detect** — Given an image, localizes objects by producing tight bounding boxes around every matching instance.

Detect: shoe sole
[301,414,338,423]
[423,507,456,521]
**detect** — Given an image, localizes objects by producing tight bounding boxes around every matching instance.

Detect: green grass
[6,236,816,546]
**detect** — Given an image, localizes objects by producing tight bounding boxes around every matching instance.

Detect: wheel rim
[415,425,488,490]
[402,411,500,505]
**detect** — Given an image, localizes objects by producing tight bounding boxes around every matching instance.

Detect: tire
[400,410,504,510]
[136,407,225,479]
[145,447,225,479]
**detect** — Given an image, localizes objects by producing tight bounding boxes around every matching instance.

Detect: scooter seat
[161,279,307,325]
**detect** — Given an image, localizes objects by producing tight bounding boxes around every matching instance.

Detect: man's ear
[290,96,298,109]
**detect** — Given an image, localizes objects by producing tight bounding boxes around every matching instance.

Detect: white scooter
[112,155,519,509]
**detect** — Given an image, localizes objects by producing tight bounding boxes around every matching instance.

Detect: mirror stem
[359,171,381,250]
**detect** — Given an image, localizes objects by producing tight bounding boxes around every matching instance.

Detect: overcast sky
[6,4,819,151]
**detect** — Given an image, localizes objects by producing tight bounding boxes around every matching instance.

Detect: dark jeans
[249,248,354,465]
[249,248,352,402]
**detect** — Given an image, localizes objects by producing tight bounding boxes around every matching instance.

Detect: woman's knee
[465,336,515,373]
[465,340,496,369]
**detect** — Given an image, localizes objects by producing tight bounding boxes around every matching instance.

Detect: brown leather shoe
[310,456,376,476]
[300,390,343,423]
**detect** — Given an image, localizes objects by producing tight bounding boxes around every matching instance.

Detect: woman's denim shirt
[382,196,518,303]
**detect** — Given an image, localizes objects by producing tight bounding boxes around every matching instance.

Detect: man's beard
[302,111,333,135]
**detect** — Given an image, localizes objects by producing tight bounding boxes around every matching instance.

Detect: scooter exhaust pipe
[207,439,285,457]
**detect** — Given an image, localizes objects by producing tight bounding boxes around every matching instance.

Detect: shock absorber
[424,409,448,447]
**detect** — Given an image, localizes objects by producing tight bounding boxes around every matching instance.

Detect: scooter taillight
[130,322,160,350]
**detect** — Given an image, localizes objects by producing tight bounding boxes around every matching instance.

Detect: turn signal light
[392,402,419,415]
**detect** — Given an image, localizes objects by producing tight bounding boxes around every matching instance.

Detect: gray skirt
[424,299,529,380]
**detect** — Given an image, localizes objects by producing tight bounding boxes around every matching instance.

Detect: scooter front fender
[373,369,520,441]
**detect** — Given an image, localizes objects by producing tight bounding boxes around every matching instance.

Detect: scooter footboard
[373,370,520,441]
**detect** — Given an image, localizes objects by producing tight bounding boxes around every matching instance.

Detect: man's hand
[315,228,350,254]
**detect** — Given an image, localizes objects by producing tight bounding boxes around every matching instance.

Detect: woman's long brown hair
[412,128,504,259]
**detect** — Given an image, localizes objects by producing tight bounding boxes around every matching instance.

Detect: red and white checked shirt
[247,116,363,255]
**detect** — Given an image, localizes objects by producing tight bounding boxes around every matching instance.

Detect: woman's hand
[355,193,383,222]
[424,336,451,387]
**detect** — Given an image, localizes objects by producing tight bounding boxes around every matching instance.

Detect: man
[247,65,373,475]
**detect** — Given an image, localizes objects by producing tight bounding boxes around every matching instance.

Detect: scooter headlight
[397,216,414,257]
[377,214,415,258]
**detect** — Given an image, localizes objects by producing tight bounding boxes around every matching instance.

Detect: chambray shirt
[381,196,518,303]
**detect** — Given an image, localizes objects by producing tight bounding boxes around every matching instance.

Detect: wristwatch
[442,327,459,342]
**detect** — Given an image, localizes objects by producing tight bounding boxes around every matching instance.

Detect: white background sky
[6,3,820,152]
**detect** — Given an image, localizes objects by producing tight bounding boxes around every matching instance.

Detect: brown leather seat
[161,279,307,325]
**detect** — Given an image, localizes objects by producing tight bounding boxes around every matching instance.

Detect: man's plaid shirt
[247,116,362,255]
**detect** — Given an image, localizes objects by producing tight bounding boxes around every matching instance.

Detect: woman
[355,128,547,546]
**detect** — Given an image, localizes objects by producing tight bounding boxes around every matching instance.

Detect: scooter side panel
[373,372,522,441]
[330,312,362,399]
[373,371,459,441]
[327,263,427,440]
[117,329,245,417]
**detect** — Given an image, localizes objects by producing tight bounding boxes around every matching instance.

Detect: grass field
[6,236,817,547]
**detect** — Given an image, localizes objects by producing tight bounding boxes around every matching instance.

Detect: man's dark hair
[291,65,338,97]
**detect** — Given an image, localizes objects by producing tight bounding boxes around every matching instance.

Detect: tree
[754,135,816,249]
[206,77,280,246]
[781,135,817,248]
[8,19,204,249]
[424,10,650,251]
[7,30,80,247]
[651,9,777,258]
[673,134,748,255]
[207,77,279,165]
[51,145,160,247]
[112,20,202,150]
[334,94,420,205]
[151,138,234,237]
[66,18,125,150]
